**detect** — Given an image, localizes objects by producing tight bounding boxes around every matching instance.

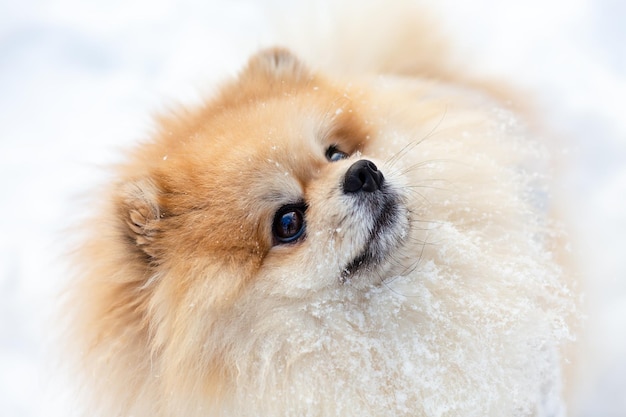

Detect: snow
[0,0,624,415]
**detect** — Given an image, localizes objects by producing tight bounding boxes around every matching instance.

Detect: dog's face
[119,49,411,304]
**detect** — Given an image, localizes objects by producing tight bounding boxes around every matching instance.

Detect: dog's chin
[339,195,409,288]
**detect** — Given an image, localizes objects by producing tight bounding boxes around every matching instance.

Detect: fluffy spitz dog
[67,5,575,417]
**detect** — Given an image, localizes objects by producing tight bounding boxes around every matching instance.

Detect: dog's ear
[217,48,313,108]
[116,179,162,260]
[242,47,311,85]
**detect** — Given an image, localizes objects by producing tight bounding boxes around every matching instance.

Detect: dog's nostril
[343,159,384,193]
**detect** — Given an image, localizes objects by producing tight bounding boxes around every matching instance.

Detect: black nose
[343,160,384,193]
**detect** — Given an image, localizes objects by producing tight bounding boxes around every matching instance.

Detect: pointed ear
[116,179,162,260]
[242,47,311,84]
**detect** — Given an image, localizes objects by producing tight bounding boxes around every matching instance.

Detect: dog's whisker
[384,105,448,170]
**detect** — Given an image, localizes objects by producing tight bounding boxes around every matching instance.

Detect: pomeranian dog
[66,4,576,417]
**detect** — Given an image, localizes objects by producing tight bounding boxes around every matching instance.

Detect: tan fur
[66,8,576,417]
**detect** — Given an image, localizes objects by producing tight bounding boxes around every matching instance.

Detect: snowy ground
[0,0,624,415]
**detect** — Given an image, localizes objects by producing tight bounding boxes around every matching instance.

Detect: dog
[66,6,576,417]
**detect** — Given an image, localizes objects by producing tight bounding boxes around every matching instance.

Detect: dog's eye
[272,204,307,244]
[325,145,349,162]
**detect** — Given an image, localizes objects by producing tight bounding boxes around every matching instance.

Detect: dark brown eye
[272,204,307,244]
[325,145,349,162]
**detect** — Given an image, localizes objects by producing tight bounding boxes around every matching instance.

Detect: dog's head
[116,48,410,302]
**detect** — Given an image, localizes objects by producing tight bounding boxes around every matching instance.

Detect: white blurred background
[0,0,624,415]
